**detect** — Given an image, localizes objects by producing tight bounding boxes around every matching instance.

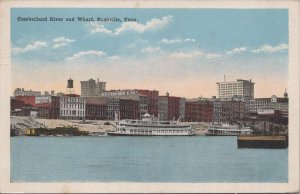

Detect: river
[11,136,288,182]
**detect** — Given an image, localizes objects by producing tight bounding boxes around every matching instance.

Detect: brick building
[15,96,36,106]
[185,100,213,122]
[10,98,35,116]
[107,98,139,120]
[119,99,139,120]
[158,96,168,120]
[84,97,108,120]
[212,100,245,123]
[137,89,159,117]
[158,92,185,121]
[101,89,157,117]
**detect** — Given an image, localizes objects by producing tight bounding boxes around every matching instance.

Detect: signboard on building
[35,96,52,104]
[101,90,138,97]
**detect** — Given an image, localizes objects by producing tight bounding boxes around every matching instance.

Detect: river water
[11,136,288,182]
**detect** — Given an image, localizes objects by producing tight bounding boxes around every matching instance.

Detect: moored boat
[205,124,252,136]
[237,135,288,149]
[107,113,195,136]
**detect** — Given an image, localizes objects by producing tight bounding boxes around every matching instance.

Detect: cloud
[159,38,196,44]
[251,43,288,53]
[226,47,247,55]
[206,53,222,59]
[90,15,173,35]
[168,50,203,59]
[53,37,75,49]
[107,55,120,60]
[141,47,161,53]
[90,23,114,35]
[168,50,221,59]
[12,41,48,54]
[65,50,106,61]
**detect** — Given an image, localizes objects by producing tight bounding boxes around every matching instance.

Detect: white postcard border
[0,0,299,193]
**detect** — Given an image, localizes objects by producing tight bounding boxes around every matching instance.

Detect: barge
[237,135,288,149]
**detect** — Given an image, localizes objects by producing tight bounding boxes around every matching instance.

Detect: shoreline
[10,116,209,136]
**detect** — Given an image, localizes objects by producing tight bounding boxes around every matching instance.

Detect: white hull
[107,128,195,136]
[108,113,195,136]
[205,124,251,136]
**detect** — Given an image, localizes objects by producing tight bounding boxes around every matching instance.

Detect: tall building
[217,79,254,99]
[80,78,106,97]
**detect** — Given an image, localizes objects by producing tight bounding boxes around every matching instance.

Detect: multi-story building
[59,94,85,120]
[35,104,51,118]
[220,100,245,123]
[185,100,213,122]
[213,101,222,124]
[14,96,36,106]
[106,98,139,120]
[14,88,41,96]
[49,96,60,119]
[95,79,106,96]
[158,96,168,121]
[158,93,185,121]
[101,89,157,117]
[10,97,35,116]
[35,95,61,119]
[80,78,106,97]
[119,99,139,120]
[137,89,159,117]
[249,93,288,118]
[179,98,186,120]
[107,98,120,120]
[84,97,108,120]
[167,96,180,120]
[217,79,254,99]
[139,95,148,117]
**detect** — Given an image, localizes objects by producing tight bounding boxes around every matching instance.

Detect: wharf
[237,135,288,149]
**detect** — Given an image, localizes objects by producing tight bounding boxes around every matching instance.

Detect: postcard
[0,0,299,193]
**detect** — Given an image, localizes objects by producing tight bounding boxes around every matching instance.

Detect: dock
[237,135,288,149]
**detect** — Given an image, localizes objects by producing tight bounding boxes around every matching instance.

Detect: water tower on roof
[67,77,74,94]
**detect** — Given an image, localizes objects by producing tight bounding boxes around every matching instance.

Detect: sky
[11,8,288,98]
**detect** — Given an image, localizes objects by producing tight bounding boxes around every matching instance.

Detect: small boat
[205,124,251,136]
[107,113,195,136]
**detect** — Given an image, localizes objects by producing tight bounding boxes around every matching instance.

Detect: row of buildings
[11,78,288,123]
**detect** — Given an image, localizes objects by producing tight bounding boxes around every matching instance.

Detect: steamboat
[205,124,252,136]
[107,113,195,136]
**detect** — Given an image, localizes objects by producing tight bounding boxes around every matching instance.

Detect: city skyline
[11,9,288,98]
